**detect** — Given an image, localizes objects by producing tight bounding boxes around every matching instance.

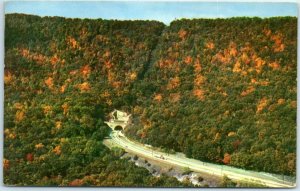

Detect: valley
[4,13,297,187]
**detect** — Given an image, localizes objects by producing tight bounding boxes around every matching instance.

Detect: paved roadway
[105,131,295,188]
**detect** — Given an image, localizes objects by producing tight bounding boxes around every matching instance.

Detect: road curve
[104,131,296,188]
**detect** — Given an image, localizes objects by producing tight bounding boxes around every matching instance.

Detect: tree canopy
[4,14,297,187]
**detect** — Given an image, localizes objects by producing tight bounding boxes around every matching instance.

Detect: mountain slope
[126,17,297,176]
[4,14,297,186]
[4,14,191,186]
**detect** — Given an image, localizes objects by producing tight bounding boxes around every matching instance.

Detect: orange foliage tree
[223,153,231,164]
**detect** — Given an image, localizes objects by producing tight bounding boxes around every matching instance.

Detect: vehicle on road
[155,155,165,160]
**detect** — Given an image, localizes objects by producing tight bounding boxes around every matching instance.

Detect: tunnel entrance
[114,126,123,131]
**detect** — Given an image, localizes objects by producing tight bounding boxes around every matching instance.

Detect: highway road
[104,130,296,188]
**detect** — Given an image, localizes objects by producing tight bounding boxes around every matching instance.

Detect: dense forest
[4,14,296,186]
[126,17,297,176]
[4,14,189,186]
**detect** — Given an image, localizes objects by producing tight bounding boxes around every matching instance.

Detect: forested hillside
[126,17,297,176]
[4,14,187,186]
[4,14,296,186]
